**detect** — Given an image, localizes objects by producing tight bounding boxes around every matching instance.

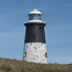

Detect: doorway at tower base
[24,42,48,64]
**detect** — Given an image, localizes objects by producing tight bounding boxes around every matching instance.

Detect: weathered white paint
[24,42,48,64]
[25,20,45,24]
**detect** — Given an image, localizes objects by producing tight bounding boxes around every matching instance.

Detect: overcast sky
[0,0,72,64]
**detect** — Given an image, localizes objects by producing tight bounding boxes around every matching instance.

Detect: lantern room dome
[28,9,42,14]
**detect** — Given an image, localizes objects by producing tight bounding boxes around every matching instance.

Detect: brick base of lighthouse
[24,42,48,64]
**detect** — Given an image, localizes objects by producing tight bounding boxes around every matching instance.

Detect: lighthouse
[24,9,48,64]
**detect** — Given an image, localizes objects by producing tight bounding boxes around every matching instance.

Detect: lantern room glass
[28,14,42,20]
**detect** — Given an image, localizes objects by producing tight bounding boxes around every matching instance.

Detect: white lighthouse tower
[24,9,48,64]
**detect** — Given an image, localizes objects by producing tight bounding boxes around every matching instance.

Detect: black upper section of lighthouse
[24,22,46,43]
[24,9,46,43]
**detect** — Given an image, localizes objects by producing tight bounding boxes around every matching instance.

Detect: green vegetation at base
[0,58,72,72]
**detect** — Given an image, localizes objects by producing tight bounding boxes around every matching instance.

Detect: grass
[0,58,72,72]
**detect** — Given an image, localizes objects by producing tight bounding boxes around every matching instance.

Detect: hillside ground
[0,58,72,72]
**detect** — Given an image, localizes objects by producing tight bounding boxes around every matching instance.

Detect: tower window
[24,52,27,57]
[40,27,42,29]
[45,53,47,57]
